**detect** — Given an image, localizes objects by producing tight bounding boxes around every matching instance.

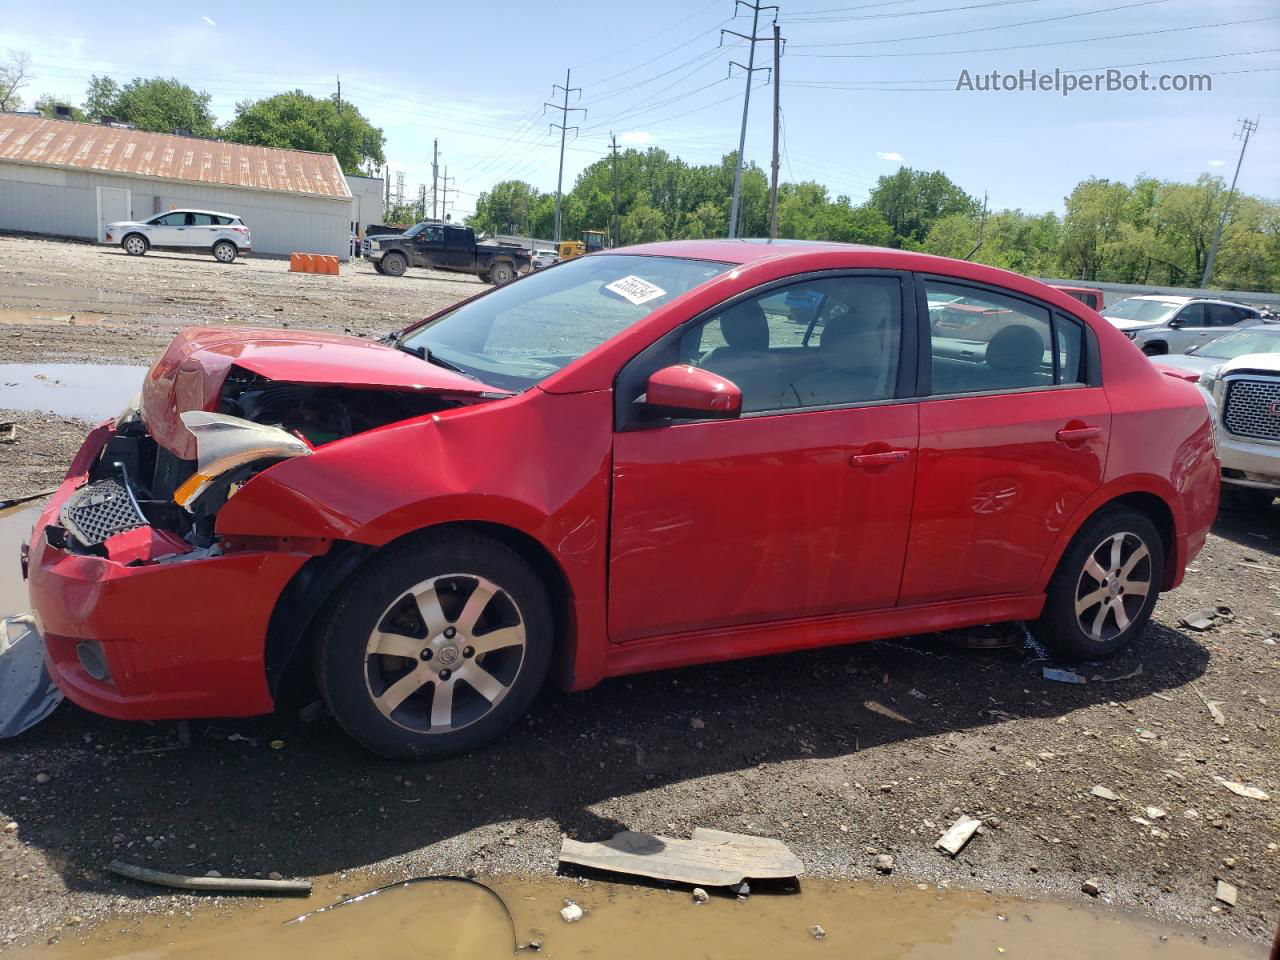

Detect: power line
[573,0,725,70]
[785,0,1047,21]
[790,0,1169,48]
[791,13,1280,57]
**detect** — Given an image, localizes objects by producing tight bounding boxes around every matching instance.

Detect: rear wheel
[317,532,553,758]
[1034,507,1163,660]
[122,234,148,256]
[212,240,238,263]
[382,252,408,277]
[489,261,515,285]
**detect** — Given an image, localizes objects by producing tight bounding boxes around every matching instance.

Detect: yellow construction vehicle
[557,229,608,260]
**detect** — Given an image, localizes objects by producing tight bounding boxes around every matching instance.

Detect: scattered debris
[691,887,709,904]
[1093,664,1142,683]
[1190,682,1226,726]
[0,616,64,739]
[1145,807,1167,820]
[559,828,804,887]
[809,924,827,941]
[1214,777,1270,801]
[935,816,982,857]
[863,700,913,724]
[1090,786,1119,802]
[0,422,15,444]
[107,860,312,895]
[1180,606,1233,632]
[1042,667,1087,685]
[874,854,894,874]
[1081,878,1102,897]
[1214,880,1237,907]
[559,902,584,923]
[731,880,750,899]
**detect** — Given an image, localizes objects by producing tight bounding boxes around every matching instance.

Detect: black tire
[1141,341,1168,356]
[1222,485,1276,512]
[478,272,491,283]
[382,252,408,277]
[317,531,553,758]
[122,233,148,256]
[374,260,386,274]
[489,261,515,285]
[1033,506,1164,661]
[212,240,238,264]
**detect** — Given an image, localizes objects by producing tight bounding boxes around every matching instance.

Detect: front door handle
[1056,425,1102,443]
[850,449,911,468]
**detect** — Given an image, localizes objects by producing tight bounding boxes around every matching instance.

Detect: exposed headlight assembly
[174,411,311,512]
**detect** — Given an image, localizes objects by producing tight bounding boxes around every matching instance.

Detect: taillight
[233,226,249,234]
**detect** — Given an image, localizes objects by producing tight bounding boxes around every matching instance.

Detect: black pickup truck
[364,222,530,284]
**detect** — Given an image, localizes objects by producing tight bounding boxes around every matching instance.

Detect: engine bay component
[175,411,313,511]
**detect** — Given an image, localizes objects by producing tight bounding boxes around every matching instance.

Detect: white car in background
[1101,295,1262,355]
[531,250,560,269]
[1197,351,1280,510]
[104,209,252,263]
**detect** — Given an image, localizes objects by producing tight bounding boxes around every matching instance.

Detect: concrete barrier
[289,253,339,275]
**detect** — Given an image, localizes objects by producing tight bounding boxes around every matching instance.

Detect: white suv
[1198,352,1280,510]
[1102,295,1261,355]
[104,209,252,263]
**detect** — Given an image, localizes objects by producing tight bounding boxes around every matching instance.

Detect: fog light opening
[76,641,111,681]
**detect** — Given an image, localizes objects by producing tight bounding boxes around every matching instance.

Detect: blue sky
[6,0,1278,221]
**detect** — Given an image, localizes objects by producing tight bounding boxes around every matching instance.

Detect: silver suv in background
[1197,351,1280,511]
[104,209,252,263]
[1102,295,1261,355]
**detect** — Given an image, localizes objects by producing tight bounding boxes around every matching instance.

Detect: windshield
[400,254,728,391]
[402,222,429,238]
[1198,328,1280,359]
[1102,298,1181,323]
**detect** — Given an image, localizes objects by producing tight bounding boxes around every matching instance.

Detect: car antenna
[964,191,989,261]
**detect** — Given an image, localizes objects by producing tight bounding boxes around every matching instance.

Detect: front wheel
[1141,341,1168,356]
[1033,507,1164,660]
[373,260,386,274]
[122,234,148,256]
[212,240,238,263]
[317,532,553,758]
[489,261,515,285]
[382,252,408,277]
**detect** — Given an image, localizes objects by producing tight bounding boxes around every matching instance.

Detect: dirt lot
[0,233,1277,951]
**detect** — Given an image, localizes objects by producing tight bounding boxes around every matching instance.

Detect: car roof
[1116,294,1256,309]
[162,208,240,217]
[608,238,884,265]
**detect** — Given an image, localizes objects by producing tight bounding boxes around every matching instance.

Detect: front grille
[59,478,147,547]
[152,446,194,500]
[1224,377,1280,441]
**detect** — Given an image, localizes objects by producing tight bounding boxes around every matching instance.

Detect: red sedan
[23,241,1219,757]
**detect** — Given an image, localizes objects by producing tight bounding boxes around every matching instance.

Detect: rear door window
[1177,303,1209,327]
[188,213,216,226]
[926,279,1085,395]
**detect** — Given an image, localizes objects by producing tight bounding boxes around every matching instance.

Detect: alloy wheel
[1073,532,1153,643]
[214,242,235,263]
[363,574,527,734]
[124,236,146,255]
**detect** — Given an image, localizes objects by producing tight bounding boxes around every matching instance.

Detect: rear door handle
[1055,425,1101,443]
[850,449,911,468]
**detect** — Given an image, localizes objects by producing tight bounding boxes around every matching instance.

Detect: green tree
[83,74,120,121]
[468,180,542,234]
[868,168,978,246]
[222,91,385,174]
[620,203,667,245]
[106,77,216,136]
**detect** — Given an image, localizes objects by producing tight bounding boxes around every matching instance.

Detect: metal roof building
[0,114,356,258]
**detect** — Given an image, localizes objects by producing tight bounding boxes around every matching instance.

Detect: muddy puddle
[0,308,119,326]
[0,364,148,420]
[0,284,138,308]
[10,875,1261,959]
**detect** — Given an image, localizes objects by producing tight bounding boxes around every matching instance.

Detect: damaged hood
[141,327,502,458]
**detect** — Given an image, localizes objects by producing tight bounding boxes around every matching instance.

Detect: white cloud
[202,15,216,26]
[876,151,904,162]
[620,131,654,146]
[1208,159,1225,167]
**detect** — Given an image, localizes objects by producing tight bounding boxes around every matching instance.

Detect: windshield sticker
[604,275,667,306]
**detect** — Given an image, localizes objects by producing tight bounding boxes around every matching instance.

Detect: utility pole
[610,133,621,248]
[383,164,389,217]
[336,75,342,112]
[768,22,782,240]
[440,166,456,221]
[723,0,777,238]
[1202,116,1259,287]
[418,185,426,221]
[545,69,585,243]
[431,139,439,221]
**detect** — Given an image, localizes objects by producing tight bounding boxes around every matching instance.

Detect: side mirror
[643,364,741,419]
[1184,344,1200,355]
[1168,317,1184,329]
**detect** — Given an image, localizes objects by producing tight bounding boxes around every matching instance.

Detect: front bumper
[23,425,309,720]
[1218,437,1280,491]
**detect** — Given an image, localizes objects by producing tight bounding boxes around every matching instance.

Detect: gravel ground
[0,234,1276,951]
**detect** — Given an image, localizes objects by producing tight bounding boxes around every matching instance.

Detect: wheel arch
[122,231,149,251]
[262,519,578,700]
[1036,482,1182,595]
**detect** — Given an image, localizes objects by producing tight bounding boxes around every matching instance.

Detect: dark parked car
[364,222,531,284]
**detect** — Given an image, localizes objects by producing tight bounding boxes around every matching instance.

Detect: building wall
[344,174,384,242]
[0,162,353,258]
